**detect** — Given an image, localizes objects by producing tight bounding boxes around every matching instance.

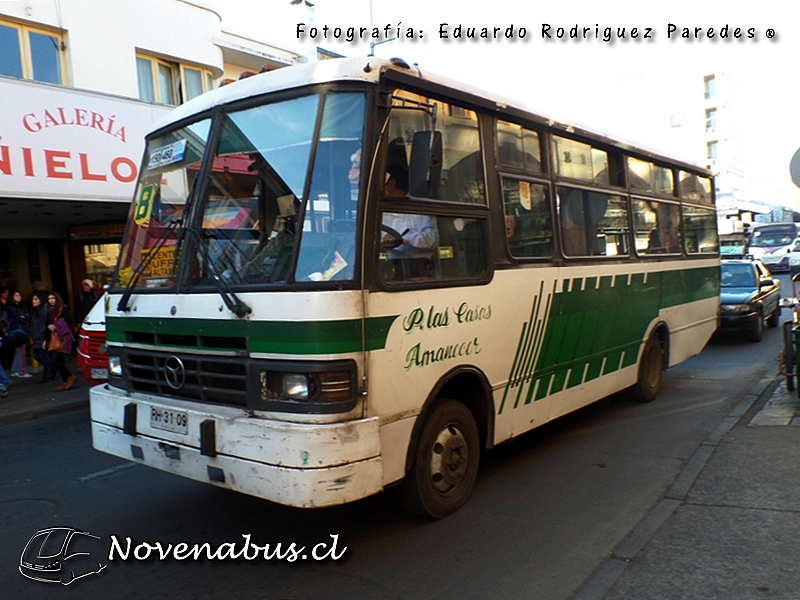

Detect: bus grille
[125,351,248,406]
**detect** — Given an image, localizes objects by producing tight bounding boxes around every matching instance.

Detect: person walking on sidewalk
[7,289,32,378]
[46,292,76,391]
[29,293,52,384]
[0,285,12,371]
[0,360,10,397]
[75,279,100,326]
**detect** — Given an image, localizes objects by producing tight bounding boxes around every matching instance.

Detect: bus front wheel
[633,334,664,403]
[398,399,480,519]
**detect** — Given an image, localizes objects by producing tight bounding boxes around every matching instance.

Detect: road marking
[79,463,139,482]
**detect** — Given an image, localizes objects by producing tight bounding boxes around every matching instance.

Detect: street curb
[0,397,89,427]
[570,372,779,600]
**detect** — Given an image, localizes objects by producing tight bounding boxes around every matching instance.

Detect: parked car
[718,258,781,342]
[75,293,108,386]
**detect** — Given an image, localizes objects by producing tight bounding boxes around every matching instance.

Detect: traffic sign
[791,147,800,188]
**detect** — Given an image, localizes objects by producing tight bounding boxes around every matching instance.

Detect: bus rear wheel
[398,399,480,518]
[632,334,664,403]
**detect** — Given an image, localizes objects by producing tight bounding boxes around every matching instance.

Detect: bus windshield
[750,232,795,248]
[115,91,366,290]
[116,118,211,289]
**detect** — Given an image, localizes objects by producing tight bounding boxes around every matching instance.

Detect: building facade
[0,0,301,306]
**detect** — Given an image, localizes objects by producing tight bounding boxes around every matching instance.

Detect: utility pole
[368,0,395,56]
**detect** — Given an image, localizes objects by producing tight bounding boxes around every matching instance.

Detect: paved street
[2,311,799,599]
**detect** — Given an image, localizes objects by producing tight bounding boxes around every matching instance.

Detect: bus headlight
[253,360,358,413]
[109,355,123,376]
[283,373,310,400]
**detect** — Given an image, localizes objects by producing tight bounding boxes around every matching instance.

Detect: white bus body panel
[90,385,383,508]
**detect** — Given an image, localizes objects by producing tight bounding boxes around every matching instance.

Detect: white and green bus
[90,57,719,518]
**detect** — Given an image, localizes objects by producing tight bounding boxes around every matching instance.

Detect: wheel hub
[430,424,469,493]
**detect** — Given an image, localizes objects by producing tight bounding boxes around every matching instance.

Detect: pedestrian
[6,289,32,378]
[46,291,76,391]
[25,280,50,312]
[75,278,101,326]
[29,293,52,384]
[0,285,12,370]
[0,361,10,398]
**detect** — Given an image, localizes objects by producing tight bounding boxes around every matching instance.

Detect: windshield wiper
[189,228,252,318]
[117,218,183,312]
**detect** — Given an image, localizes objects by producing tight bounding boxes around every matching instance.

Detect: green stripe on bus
[500,265,719,414]
[106,315,398,355]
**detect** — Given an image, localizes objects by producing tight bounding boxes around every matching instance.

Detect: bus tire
[398,399,480,519]
[632,333,663,403]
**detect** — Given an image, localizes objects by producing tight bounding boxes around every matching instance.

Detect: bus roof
[151,56,711,176]
[751,222,798,231]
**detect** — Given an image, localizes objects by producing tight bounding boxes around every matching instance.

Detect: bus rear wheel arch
[397,398,480,518]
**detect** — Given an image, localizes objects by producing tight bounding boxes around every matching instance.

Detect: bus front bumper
[90,385,383,508]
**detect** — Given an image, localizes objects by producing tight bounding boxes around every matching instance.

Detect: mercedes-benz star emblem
[164,356,186,390]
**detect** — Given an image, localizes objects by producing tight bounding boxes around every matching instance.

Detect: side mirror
[760,278,774,287]
[409,130,442,198]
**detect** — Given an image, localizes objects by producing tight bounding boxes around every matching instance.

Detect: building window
[705,108,717,131]
[704,75,716,100]
[706,141,718,160]
[136,53,212,105]
[0,19,66,84]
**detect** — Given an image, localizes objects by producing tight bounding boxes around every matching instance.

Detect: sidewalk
[575,374,800,599]
[0,357,91,426]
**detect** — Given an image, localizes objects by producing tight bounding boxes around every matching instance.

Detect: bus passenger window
[679,172,713,205]
[552,136,608,183]
[681,205,719,254]
[502,178,553,258]
[558,187,630,257]
[497,120,543,175]
[632,199,681,256]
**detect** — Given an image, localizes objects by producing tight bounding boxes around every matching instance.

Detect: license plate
[150,406,188,435]
[91,368,108,380]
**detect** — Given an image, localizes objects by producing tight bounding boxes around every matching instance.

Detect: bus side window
[502,178,554,258]
[558,186,630,257]
[682,205,719,254]
[633,199,681,256]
